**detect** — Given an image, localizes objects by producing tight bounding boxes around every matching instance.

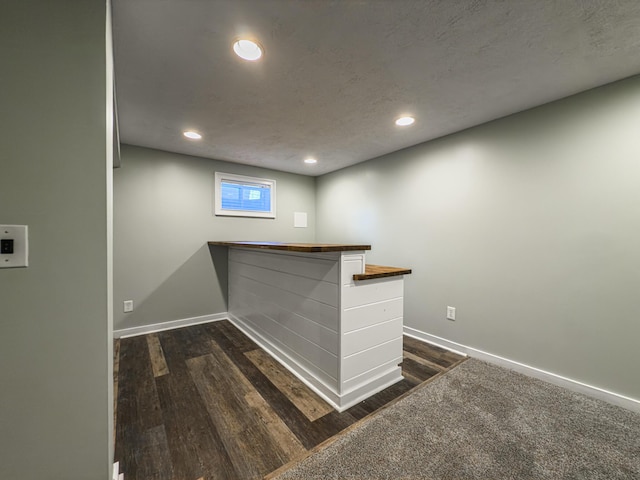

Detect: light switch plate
[0,225,28,268]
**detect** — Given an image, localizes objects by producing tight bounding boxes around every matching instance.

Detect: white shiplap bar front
[218,243,407,411]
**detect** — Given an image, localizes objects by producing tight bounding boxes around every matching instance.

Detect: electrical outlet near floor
[446,306,456,321]
[123,300,134,313]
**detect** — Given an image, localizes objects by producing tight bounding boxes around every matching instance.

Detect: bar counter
[210,241,411,411]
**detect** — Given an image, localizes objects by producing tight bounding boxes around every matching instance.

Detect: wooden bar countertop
[353,264,412,281]
[208,241,371,253]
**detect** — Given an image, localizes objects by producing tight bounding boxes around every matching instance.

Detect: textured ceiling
[112,0,640,176]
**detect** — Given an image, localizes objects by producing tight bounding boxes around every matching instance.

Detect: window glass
[215,172,276,218]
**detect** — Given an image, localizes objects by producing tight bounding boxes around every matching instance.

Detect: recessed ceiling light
[183,131,202,140]
[233,39,263,61]
[395,116,415,126]
[304,158,317,164]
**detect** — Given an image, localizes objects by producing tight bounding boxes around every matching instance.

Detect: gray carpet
[271,359,640,480]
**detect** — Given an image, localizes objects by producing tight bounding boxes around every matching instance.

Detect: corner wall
[316,76,640,402]
[113,145,316,332]
[0,1,112,478]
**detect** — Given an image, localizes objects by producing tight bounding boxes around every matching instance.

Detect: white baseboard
[404,326,640,413]
[114,313,227,338]
[339,368,404,410]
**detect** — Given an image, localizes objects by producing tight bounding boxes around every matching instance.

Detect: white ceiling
[112,0,640,176]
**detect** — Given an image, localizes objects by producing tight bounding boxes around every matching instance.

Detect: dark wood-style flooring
[114,320,465,480]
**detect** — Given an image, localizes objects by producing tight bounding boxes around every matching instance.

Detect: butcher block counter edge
[208,241,371,252]
[353,264,412,281]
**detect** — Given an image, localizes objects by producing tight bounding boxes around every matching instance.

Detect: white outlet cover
[0,225,29,268]
[447,306,456,321]
[123,300,134,313]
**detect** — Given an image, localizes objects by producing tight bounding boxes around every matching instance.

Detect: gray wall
[316,76,640,401]
[114,145,316,331]
[0,1,112,479]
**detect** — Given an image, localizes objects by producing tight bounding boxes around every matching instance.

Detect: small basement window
[214,172,276,218]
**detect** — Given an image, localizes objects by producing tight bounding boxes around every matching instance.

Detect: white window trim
[214,171,276,218]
